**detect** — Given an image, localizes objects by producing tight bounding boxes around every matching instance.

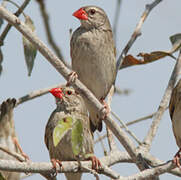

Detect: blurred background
[0,0,181,179]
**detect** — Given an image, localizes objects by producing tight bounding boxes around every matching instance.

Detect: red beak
[49,88,63,99]
[73,8,88,20]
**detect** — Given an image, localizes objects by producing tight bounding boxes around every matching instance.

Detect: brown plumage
[45,86,100,180]
[0,98,20,180]
[71,6,116,132]
[169,79,181,168]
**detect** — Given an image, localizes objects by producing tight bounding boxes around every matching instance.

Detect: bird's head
[49,86,87,113]
[73,6,111,30]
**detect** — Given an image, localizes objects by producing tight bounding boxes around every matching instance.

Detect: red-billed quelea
[44,86,101,180]
[71,6,116,132]
[169,79,181,168]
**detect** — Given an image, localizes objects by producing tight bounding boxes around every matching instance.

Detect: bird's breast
[71,29,116,99]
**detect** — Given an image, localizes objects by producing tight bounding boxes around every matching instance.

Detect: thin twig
[0,146,25,162]
[106,85,118,151]
[122,160,174,180]
[116,0,163,72]
[95,111,155,144]
[143,50,181,151]
[113,0,122,46]
[112,111,142,145]
[36,0,70,68]
[96,132,108,156]
[0,0,31,46]
[3,0,26,17]
[16,83,62,106]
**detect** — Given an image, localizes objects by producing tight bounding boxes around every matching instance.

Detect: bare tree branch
[0,159,121,179]
[123,161,174,180]
[0,146,25,162]
[106,85,118,152]
[95,111,155,144]
[116,0,163,71]
[96,132,108,155]
[36,0,70,68]
[111,111,142,145]
[0,0,31,46]
[16,84,62,106]
[142,51,181,151]
[0,155,179,180]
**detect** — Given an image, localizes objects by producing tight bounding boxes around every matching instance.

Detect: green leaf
[169,33,181,53]
[53,117,73,147]
[0,172,6,180]
[22,15,37,76]
[71,119,83,156]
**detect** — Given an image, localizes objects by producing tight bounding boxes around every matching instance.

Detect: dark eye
[89,9,96,15]
[66,90,72,95]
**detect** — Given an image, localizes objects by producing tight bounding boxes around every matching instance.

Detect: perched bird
[0,98,20,180]
[71,6,116,132]
[169,79,181,168]
[45,86,101,180]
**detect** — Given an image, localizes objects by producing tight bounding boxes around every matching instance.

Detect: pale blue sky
[1,0,181,179]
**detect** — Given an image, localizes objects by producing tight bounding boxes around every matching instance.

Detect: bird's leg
[100,98,110,119]
[51,158,62,176]
[89,155,102,170]
[173,148,181,169]
[66,71,78,86]
[85,154,101,170]
[13,137,30,161]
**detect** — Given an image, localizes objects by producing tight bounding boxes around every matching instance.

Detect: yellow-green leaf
[53,117,73,147]
[22,15,37,76]
[71,119,83,156]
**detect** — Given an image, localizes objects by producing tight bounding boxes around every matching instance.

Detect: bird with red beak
[71,6,116,132]
[45,86,101,180]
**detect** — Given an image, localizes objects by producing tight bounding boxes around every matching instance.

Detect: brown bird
[44,86,101,180]
[70,6,116,132]
[169,79,181,168]
[0,98,20,180]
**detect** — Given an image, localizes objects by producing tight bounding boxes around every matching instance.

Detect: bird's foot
[173,149,181,169]
[51,158,62,176]
[86,154,101,171]
[66,71,78,86]
[13,137,30,161]
[100,98,110,119]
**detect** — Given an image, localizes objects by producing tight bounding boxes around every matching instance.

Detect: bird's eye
[66,90,72,95]
[89,9,96,15]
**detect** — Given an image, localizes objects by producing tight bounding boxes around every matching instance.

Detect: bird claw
[66,71,78,86]
[100,98,110,119]
[51,158,62,176]
[173,149,181,169]
[88,155,101,171]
